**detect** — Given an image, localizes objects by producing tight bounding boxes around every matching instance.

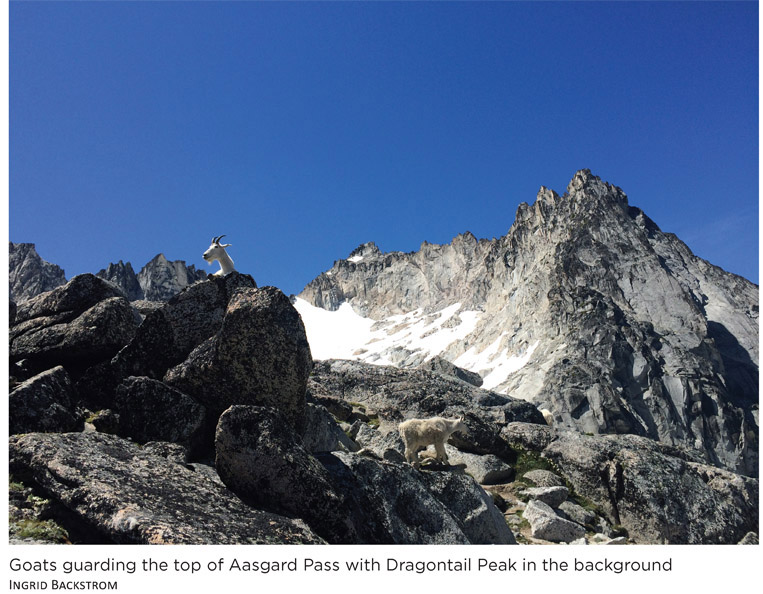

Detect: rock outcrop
[10,274,141,378]
[9,432,324,544]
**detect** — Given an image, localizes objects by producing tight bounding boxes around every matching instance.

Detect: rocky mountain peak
[9,242,67,304]
[347,242,381,262]
[296,170,759,477]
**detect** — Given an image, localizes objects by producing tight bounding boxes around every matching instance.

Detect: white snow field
[294,298,537,393]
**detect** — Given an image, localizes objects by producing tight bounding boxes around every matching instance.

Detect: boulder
[112,271,257,381]
[318,451,470,544]
[9,366,83,435]
[520,486,569,508]
[542,432,759,544]
[442,445,516,485]
[10,275,140,376]
[301,403,359,453]
[214,406,356,544]
[523,500,586,543]
[522,469,566,487]
[9,432,324,544]
[418,356,483,387]
[501,422,557,452]
[114,376,208,453]
[417,469,517,544]
[166,287,312,430]
[557,500,597,527]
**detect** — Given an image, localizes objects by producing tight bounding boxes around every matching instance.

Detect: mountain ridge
[296,169,759,476]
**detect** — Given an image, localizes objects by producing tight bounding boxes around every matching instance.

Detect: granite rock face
[9,432,323,544]
[215,406,357,543]
[298,170,759,477]
[113,376,208,453]
[9,242,67,303]
[542,431,759,544]
[9,366,83,435]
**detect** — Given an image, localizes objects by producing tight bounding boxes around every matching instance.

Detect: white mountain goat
[540,408,554,426]
[203,235,235,276]
[398,416,468,468]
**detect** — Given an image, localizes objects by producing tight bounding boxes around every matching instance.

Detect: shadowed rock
[215,406,356,543]
[9,366,83,435]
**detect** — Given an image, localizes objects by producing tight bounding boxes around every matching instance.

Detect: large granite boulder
[523,499,586,543]
[317,450,515,544]
[113,376,208,453]
[10,274,140,376]
[166,287,312,429]
[301,403,359,453]
[75,271,256,409]
[214,406,356,543]
[112,271,257,381]
[9,432,323,544]
[542,432,759,544]
[9,366,83,435]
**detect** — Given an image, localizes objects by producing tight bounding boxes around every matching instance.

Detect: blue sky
[9,1,759,294]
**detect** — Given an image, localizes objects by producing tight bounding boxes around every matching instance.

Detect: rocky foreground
[8,272,759,545]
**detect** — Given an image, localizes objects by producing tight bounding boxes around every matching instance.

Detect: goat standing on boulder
[203,235,236,276]
[398,416,468,469]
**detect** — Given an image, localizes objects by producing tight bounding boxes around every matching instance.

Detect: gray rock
[114,377,208,453]
[523,500,586,543]
[318,451,473,544]
[520,486,569,508]
[418,356,483,387]
[418,468,516,544]
[502,422,557,452]
[543,431,759,544]
[10,275,140,376]
[112,271,257,383]
[308,393,354,422]
[9,242,67,304]
[301,403,360,453]
[214,405,356,544]
[443,445,515,485]
[142,442,190,465]
[166,287,312,430]
[298,170,758,477]
[353,423,404,457]
[9,432,324,544]
[135,253,208,302]
[522,469,565,487]
[557,500,597,527]
[9,366,83,435]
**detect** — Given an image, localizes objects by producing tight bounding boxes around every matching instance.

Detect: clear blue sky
[9,1,759,294]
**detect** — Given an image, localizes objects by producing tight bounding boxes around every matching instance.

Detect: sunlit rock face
[298,170,759,476]
[9,242,67,303]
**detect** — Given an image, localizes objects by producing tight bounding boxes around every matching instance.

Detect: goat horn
[212,235,226,244]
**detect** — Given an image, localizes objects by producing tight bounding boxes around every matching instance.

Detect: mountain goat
[398,416,468,468]
[540,408,554,426]
[203,235,235,276]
